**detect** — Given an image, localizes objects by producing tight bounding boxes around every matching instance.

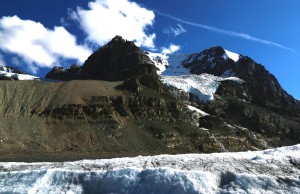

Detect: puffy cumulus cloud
[71,0,156,49]
[0,16,92,73]
[161,44,181,55]
[163,24,186,37]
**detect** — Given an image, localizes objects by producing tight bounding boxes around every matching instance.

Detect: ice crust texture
[0,145,299,193]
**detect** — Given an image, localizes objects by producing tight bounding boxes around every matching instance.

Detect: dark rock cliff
[45,64,81,81]
[181,46,300,147]
[80,35,157,81]
[46,35,164,93]
[46,35,157,82]
[183,46,300,112]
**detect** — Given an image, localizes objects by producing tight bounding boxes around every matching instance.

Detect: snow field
[0,70,39,80]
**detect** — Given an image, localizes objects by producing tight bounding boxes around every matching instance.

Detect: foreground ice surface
[0,145,299,193]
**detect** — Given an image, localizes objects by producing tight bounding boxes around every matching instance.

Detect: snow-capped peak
[224,49,240,62]
[146,49,244,102]
[147,47,240,77]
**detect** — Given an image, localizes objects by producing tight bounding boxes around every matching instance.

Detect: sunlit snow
[187,105,209,116]
[148,51,243,102]
[147,52,190,76]
[0,145,299,193]
[224,49,240,62]
[0,67,39,80]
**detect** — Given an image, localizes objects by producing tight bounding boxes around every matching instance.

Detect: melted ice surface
[0,144,299,193]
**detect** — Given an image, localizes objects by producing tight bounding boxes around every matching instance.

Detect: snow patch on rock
[187,105,209,116]
[224,49,240,62]
[147,52,190,76]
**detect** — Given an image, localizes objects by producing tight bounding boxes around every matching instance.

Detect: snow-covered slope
[0,145,299,193]
[147,52,190,76]
[224,49,240,62]
[0,66,39,80]
[161,74,243,102]
[147,50,243,102]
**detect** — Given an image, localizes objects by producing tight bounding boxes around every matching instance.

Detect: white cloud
[71,0,156,49]
[161,44,181,54]
[163,24,186,36]
[0,15,92,73]
[156,10,295,52]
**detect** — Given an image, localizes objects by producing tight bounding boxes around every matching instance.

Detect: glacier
[147,50,244,102]
[0,145,299,193]
[161,74,244,102]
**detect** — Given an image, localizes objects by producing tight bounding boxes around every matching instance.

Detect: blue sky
[0,0,299,99]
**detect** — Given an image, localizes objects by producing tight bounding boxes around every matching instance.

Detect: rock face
[46,36,163,93]
[45,64,80,81]
[46,36,157,81]
[183,46,300,112]
[182,46,300,148]
[183,46,237,76]
[80,35,157,81]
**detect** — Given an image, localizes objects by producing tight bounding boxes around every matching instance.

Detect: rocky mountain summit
[0,36,299,161]
[46,35,164,93]
[182,46,299,111]
[177,46,300,145]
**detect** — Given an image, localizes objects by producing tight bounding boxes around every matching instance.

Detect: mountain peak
[80,35,155,81]
[46,35,162,93]
[182,46,237,77]
[197,46,240,62]
[111,35,126,43]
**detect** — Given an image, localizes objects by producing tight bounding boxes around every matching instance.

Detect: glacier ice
[161,74,243,102]
[0,144,299,193]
